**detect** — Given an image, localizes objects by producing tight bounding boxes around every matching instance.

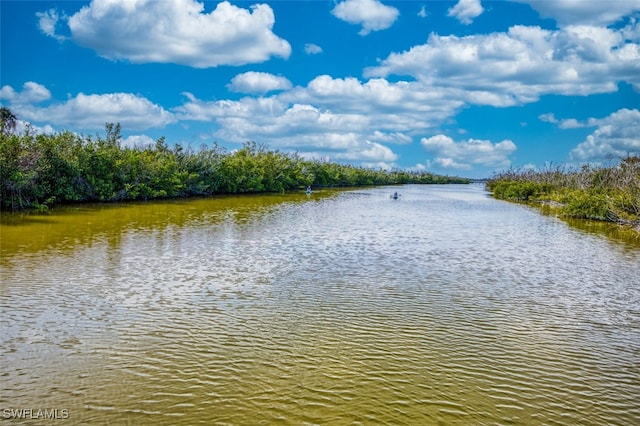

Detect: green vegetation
[487,157,640,229]
[0,109,468,211]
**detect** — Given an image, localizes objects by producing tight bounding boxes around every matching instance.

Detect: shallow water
[1,184,639,424]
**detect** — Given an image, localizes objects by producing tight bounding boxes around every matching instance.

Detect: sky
[1,0,639,178]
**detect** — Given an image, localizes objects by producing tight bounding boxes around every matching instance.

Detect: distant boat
[305,186,312,195]
[391,192,400,200]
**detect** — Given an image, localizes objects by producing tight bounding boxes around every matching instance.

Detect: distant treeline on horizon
[0,117,469,211]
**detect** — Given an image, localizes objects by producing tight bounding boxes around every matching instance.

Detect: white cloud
[365,24,640,105]
[554,25,625,62]
[539,112,557,123]
[331,0,400,36]
[304,43,323,55]
[177,96,370,140]
[421,134,517,170]
[2,83,175,131]
[36,8,67,41]
[14,121,56,135]
[291,75,464,124]
[418,5,428,19]
[622,18,640,41]
[227,72,292,94]
[538,112,584,129]
[557,118,584,129]
[51,0,290,68]
[175,75,463,150]
[361,161,396,170]
[121,134,156,149]
[42,93,175,130]
[368,130,412,145]
[336,140,398,162]
[1,82,51,104]
[512,0,640,26]
[448,0,484,25]
[175,87,416,166]
[174,72,479,166]
[570,109,640,161]
[0,86,15,101]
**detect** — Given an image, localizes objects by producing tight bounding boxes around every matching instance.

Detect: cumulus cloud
[331,0,400,36]
[121,134,156,149]
[177,96,369,140]
[40,93,175,130]
[336,140,398,162]
[448,0,484,25]
[2,83,175,131]
[365,23,640,105]
[304,43,323,55]
[45,0,290,68]
[179,75,463,149]
[173,70,485,166]
[557,118,583,129]
[227,72,292,94]
[290,75,464,124]
[570,109,640,161]
[512,0,640,26]
[421,134,517,169]
[175,86,416,167]
[0,82,51,104]
[14,121,56,136]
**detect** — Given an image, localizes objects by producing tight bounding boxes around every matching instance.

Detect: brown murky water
[1,185,639,425]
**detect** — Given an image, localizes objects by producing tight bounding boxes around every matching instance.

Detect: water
[1,184,639,425]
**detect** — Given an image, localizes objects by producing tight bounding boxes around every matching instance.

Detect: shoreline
[485,157,640,237]
[0,181,469,213]
[499,196,640,237]
[537,199,640,234]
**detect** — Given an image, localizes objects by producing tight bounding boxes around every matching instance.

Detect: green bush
[0,113,469,211]
[487,157,640,225]
[490,180,553,201]
[561,190,610,220]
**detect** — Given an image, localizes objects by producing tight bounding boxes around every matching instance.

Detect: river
[1,184,639,425]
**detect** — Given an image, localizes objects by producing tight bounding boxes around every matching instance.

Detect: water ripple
[1,186,639,424]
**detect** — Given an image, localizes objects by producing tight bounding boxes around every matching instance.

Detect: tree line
[486,157,640,227]
[0,108,469,211]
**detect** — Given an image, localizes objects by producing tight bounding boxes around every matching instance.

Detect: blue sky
[1,0,639,178]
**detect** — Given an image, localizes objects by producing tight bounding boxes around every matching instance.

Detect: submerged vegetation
[0,110,468,211]
[487,157,640,231]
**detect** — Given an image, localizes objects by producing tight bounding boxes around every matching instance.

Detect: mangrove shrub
[487,158,640,224]
[0,114,469,211]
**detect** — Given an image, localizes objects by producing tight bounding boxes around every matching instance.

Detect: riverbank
[486,157,640,234]
[0,123,469,212]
